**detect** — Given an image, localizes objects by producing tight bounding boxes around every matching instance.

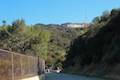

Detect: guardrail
[0,49,45,80]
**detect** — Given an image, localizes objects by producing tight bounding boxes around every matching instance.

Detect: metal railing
[0,49,45,80]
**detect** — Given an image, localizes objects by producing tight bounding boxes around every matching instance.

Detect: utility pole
[84,7,88,28]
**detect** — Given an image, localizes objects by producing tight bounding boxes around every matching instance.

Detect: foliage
[64,8,120,76]
[0,20,51,60]
[45,27,87,67]
[0,19,87,68]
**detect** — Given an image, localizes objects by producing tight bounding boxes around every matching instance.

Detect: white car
[52,69,61,73]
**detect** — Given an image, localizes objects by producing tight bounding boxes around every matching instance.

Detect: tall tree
[12,19,26,32]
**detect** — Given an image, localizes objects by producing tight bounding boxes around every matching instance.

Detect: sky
[0,0,120,25]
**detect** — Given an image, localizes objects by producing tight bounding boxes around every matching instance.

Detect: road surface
[45,73,107,80]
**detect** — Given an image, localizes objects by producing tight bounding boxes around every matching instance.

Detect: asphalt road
[45,73,107,80]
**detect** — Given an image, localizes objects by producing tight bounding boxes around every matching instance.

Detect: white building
[62,23,88,28]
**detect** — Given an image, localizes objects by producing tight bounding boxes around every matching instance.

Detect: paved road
[45,73,107,80]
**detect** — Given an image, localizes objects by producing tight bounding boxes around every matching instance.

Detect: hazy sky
[0,0,120,24]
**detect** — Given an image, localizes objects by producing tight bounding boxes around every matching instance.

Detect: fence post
[28,56,30,74]
[11,53,14,80]
[20,55,22,79]
[43,59,45,74]
[33,58,36,74]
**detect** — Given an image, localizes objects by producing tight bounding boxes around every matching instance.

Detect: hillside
[0,20,89,69]
[45,26,89,68]
[64,8,120,79]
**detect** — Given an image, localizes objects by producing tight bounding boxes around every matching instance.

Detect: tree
[12,19,26,32]
[111,8,120,17]
[101,10,110,22]
[92,16,100,24]
[2,20,6,26]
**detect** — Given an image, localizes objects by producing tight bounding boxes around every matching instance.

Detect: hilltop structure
[61,23,89,28]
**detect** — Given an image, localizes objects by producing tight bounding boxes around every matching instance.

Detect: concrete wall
[21,75,45,80]
[21,76,40,80]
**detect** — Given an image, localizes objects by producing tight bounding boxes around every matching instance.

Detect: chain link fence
[0,49,45,80]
